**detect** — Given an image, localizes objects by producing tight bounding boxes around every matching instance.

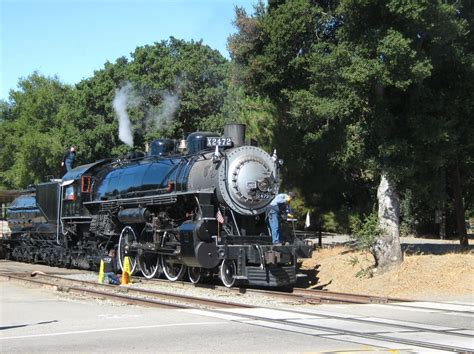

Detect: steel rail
[145,277,411,305]
[291,288,411,304]
[44,273,253,309]
[0,273,185,309]
[0,272,253,310]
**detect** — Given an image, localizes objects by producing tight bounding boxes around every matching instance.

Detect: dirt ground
[300,244,474,301]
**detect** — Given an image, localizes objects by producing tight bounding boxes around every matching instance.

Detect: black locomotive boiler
[3,124,312,287]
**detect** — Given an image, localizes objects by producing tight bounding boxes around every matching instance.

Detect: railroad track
[292,288,410,304]
[0,262,409,304]
[146,278,409,305]
[0,272,253,310]
[1,267,470,352]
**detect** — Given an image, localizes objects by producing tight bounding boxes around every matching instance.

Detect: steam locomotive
[3,124,312,287]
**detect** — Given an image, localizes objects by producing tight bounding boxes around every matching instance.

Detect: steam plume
[113,82,135,147]
[147,89,180,129]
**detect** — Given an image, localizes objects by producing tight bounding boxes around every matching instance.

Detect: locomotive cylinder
[117,208,151,224]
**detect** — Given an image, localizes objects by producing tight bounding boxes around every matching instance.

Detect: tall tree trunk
[373,173,403,273]
[451,163,469,251]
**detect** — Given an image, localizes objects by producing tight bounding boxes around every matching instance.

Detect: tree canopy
[228,0,473,251]
[0,38,229,188]
[0,3,472,251]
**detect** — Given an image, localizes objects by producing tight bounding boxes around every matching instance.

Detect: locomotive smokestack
[224,123,246,148]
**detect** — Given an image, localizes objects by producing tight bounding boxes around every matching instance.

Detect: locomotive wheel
[220,259,237,288]
[187,267,202,284]
[138,254,161,279]
[160,232,186,282]
[138,227,162,279]
[118,226,138,275]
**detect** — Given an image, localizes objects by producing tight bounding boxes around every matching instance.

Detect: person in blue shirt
[266,192,296,244]
[61,146,76,175]
[102,248,120,285]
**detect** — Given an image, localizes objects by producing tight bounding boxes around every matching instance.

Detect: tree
[62,38,229,163]
[229,0,473,270]
[0,38,231,189]
[127,37,229,140]
[0,73,73,188]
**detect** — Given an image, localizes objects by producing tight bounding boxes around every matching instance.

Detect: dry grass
[301,246,474,300]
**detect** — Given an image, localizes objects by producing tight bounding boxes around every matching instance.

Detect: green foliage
[0,39,230,189]
[351,213,380,253]
[229,0,474,236]
[1,1,472,242]
[0,73,73,188]
[347,254,374,279]
[319,210,360,234]
[126,37,229,139]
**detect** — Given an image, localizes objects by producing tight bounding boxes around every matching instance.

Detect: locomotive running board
[83,189,214,208]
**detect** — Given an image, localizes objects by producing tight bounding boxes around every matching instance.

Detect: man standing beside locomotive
[61,146,76,174]
[266,192,296,245]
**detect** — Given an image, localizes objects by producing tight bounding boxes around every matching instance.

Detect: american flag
[216,209,224,224]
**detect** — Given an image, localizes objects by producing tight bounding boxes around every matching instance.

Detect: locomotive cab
[61,160,110,218]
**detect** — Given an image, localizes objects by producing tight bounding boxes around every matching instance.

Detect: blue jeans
[267,210,281,244]
[104,272,120,285]
[65,161,73,172]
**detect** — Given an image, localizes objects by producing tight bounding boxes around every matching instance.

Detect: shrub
[351,212,380,253]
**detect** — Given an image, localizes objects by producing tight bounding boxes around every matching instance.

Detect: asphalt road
[1,278,473,353]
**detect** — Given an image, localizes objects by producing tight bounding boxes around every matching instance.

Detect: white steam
[113,82,137,147]
[113,79,183,146]
[147,89,180,129]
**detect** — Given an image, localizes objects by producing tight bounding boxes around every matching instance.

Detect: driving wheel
[160,231,186,281]
[137,226,162,279]
[118,226,138,275]
[187,267,202,284]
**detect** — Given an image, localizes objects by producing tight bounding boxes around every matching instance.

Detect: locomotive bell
[178,139,187,152]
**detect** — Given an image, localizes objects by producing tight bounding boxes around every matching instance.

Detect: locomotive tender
[4,124,312,287]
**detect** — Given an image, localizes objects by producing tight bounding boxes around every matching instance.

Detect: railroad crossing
[1,260,472,352]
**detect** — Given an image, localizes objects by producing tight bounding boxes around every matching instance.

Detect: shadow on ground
[0,320,58,331]
[401,242,474,255]
[295,264,323,288]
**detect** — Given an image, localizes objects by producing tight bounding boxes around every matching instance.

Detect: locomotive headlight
[257,177,270,192]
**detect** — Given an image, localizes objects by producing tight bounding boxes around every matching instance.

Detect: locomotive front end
[216,145,278,215]
[186,123,279,216]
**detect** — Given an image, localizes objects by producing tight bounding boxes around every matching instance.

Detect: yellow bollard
[121,256,131,285]
[98,259,104,283]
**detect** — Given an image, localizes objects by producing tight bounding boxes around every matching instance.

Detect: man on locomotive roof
[266,192,296,245]
[61,146,76,175]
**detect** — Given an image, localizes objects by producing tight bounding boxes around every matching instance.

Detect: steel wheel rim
[160,232,186,281]
[220,260,236,288]
[187,267,202,284]
[138,253,161,279]
[138,226,161,279]
[118,226,138,274]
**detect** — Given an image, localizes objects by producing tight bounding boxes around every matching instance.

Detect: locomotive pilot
[266,192,296,245]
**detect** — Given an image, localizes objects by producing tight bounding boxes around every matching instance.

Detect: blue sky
[0,0,256,101]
